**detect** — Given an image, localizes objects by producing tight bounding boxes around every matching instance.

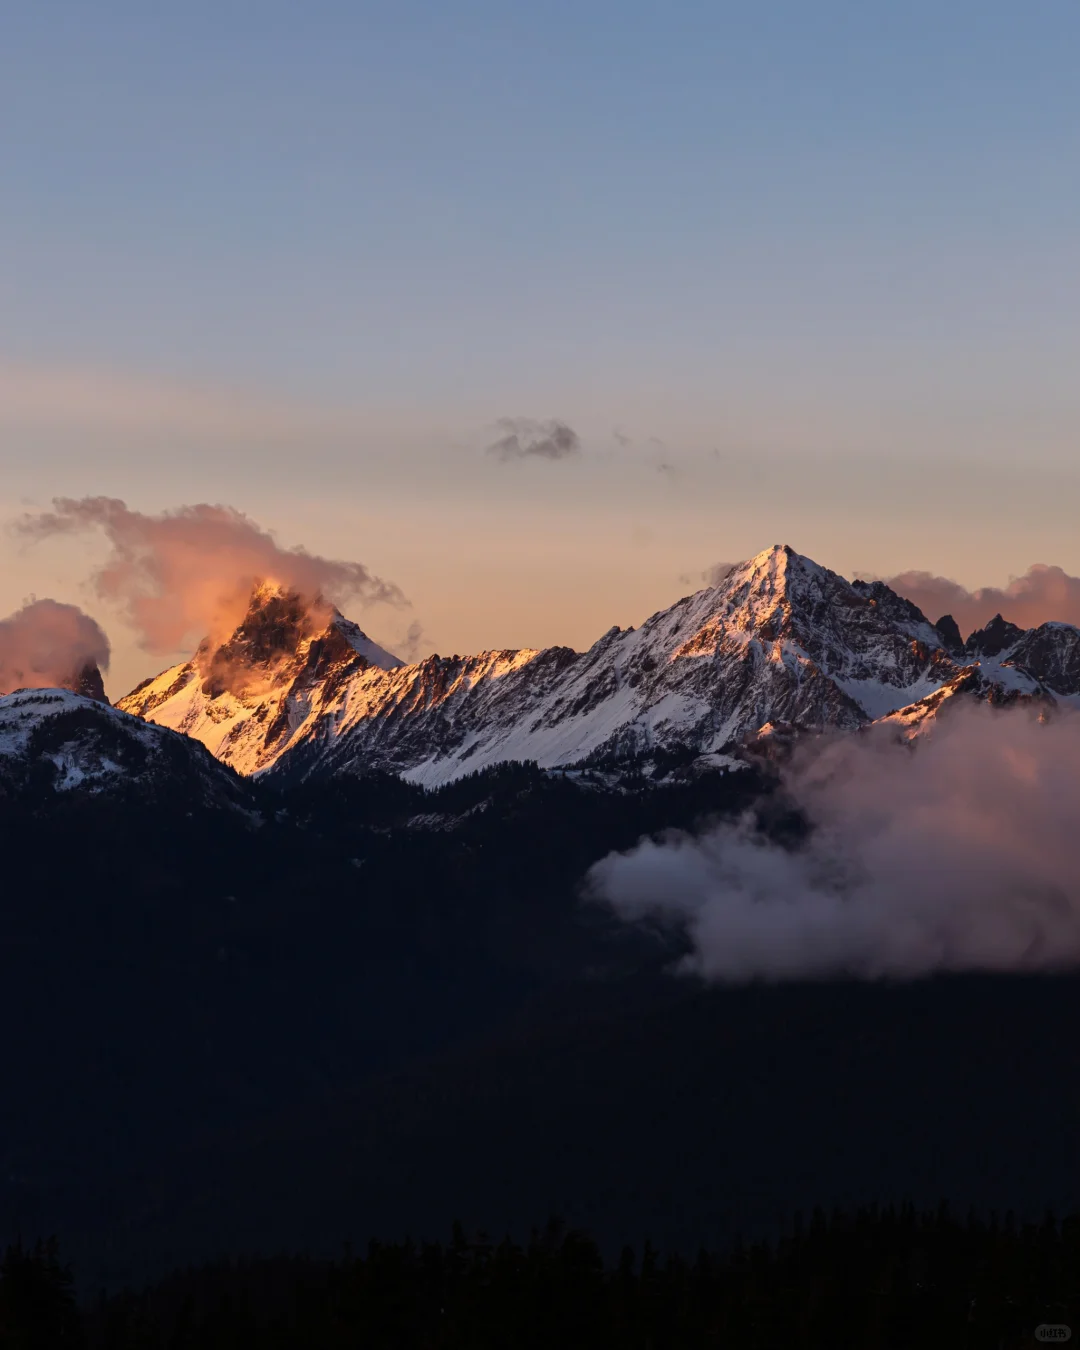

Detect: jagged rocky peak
[1008,622,1080,695]
[719,546,938,640]
[687,545,840,647]
[70,662,110,705]
[848,578,943,641]
[965,613,1025,659]
[211,581,326,666]
[194,581,403,697]
[197,583,325,696]
[117,580,405,777]
[709,545,947,667]
[933,614,965,656]
[717,544,823,610]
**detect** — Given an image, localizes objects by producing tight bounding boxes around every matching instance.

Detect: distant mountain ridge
[110,545,1080,787]
[0,686,249,805]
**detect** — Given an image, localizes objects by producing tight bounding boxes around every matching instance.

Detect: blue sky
[2,1,1079,691]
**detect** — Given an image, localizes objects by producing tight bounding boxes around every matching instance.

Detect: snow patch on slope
[835,673,948,720]
[0,686,245,802]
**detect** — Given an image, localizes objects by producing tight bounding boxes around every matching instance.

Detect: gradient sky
[2,1,1078,696]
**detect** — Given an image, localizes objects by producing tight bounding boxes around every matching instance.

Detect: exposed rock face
[70,663,109,704]
[1007,623,1080,696]
[966,614,1026,659]
[933,614,964,656]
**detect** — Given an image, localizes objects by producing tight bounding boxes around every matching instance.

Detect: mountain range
[6,542,1079,795]
[4,543,1080,1281]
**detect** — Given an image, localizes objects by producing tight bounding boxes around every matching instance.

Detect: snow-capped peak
[711,544,824,608]
[118,582,404,775]
[213,581,402,671]
[331,614,404,671]
[0,686,247,803]
[190,585,402,696]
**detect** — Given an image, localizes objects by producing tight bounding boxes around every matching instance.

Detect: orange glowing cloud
[886,564,1080,640]
[18,497,406,655]
[0,599,110,696]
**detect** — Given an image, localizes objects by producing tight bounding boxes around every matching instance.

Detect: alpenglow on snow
[116,546,1080,786]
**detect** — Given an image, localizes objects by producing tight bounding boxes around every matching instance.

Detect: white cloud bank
[588,704,1080,981]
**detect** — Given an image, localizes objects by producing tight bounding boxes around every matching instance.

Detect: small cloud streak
[397,620,430,663]
[17,497,406,656]
[0,599,110,696]
[487,417,581,462]
[677,561,734,589]
[886,564,1080,639]
[702,561,736,587]
[589,704,1080,982]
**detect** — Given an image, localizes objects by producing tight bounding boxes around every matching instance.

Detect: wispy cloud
[396,619,430,663]
[486,417,581,462]
[702,561,736,586]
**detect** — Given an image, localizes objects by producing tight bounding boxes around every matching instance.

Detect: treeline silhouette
[3,1208,1078,1348]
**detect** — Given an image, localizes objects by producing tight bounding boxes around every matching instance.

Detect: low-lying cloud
[18,497,406,656]
[588,704,1080,982]
[886,564,1080,639]
[0,599,110,696]
[487,417,581,462]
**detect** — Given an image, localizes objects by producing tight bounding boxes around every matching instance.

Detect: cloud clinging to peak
[0,599,110,696]
[18,497,406,656]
